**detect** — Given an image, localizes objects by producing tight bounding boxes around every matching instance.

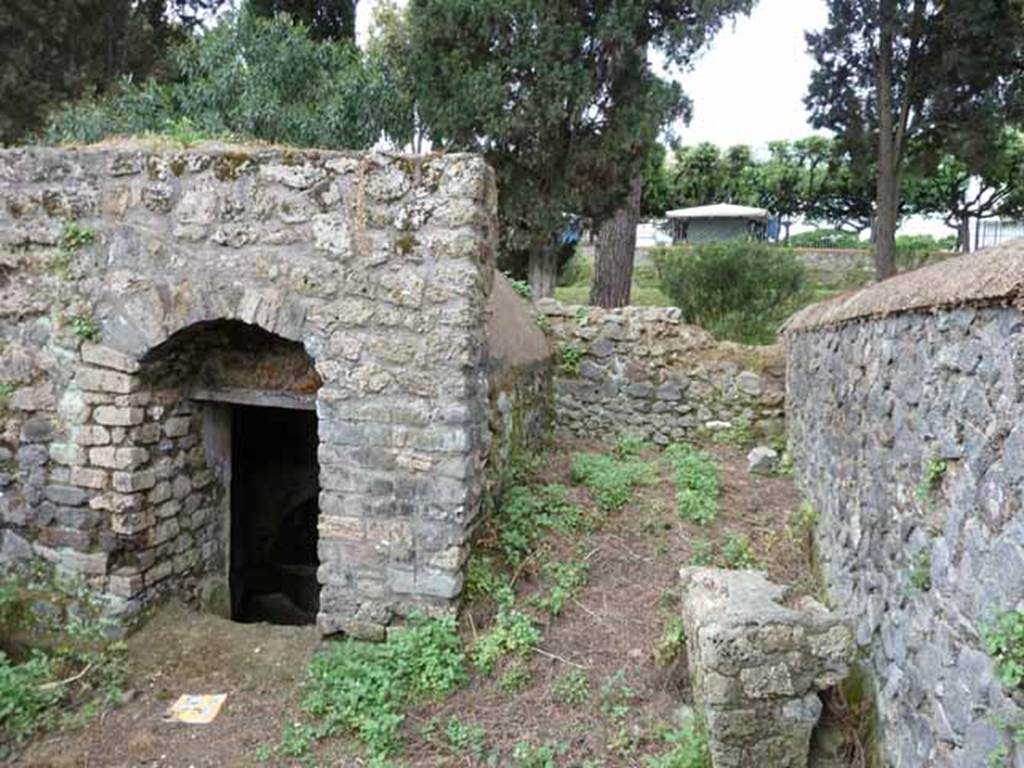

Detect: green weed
[788,501,819,541]
[916,457,948,501]
[615,435,647,459]
[511,739,567,768]
[653,616,686,667]
[552,669,589,706]
[722,533,757,570]
[444,716,487,757]
[643,718,711,768]
[664,444,720,525]
[58,222,95,252]
[506,275,533,300]
[294,614,465,759]
[984,610,1024,690]
[499,660,532,693]
[69,315,101,343]
[534,560,589,617]
[0,567,127,760]
[689,539,715,566]
[473,609,540,676]
[494,484,586,566]
[571,452,655,512]
[600,670,635,722]
[558,342,584,376]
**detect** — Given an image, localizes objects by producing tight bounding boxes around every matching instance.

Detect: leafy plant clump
[70,315,102,343]
[664,444,720,525]
[983,610,1024,691]
[571,452,655,512]
[652,241,807,345]
[722,532,758,570]
[534,560,589,617]
[494,484,586,566]
[507,274,534,300]
[643,718,712,768]
[916,457,948,501]
[472,609,541,676]
[653,616,686,667]
[552,669,590,706]
[0,567,127,760]
[293,614,466,759]
[557,342,584,376]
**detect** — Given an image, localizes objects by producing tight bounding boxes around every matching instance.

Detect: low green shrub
[297,614,466,759]
[653,616,686,667]
[664,445,720,525]
[571,453,655,512]
[894,235,957,271]
[494,484,586,565]
[652,241,807,345]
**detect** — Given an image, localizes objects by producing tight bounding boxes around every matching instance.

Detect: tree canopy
[806,0,1024,276]
[46,9,404,151]
[0,0,228,144]
[392,0,754,293]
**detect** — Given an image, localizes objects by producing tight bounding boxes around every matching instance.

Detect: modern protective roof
[665,203,769,221]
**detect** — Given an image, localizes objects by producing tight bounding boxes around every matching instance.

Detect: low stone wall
[679,567,851,768]
[793,247,874,288]
[537,300,785,444]
[786,242,1024,767]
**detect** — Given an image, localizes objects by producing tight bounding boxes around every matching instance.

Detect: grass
[555,262,673,307]
[984,610,1024,691]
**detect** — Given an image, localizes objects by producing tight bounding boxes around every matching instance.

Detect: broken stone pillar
[679,567,852,768]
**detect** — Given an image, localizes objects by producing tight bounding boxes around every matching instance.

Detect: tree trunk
[958,215,972,253]
[528,244,558,299]
[590,177,642,308]
[875,0,899,280]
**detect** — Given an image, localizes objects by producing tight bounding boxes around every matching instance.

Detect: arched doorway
[139,320,322,625]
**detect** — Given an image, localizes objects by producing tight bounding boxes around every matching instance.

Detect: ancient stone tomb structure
[0,142,550,637]
[787,245,1024,767]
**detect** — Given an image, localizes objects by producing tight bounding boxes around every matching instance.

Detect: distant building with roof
[665,203,770,245]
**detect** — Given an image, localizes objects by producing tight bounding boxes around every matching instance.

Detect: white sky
[671,0,829,150]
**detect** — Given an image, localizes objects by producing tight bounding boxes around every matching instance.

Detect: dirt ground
[16,438,817,768]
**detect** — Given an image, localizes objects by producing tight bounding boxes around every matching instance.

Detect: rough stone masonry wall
[786,243,1024,767]
[537,300,785,444]
[0,141,498,637]
[679,567,851,768]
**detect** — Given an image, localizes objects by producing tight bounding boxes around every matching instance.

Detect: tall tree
[807,0,1024,278]
[395,0,752,299]
[907,130,1024,251]
[249,0,358,41]
[0,0,226,144]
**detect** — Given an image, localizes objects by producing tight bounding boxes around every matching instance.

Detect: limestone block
[93,406,145,427]
[76,367,138,394]
[679,567,852,768]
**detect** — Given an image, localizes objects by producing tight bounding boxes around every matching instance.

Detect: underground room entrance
[229,404,320,626]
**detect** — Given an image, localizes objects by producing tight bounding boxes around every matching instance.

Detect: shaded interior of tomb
[230,405,320,626]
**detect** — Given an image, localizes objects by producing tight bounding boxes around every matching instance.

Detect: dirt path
[16,439,811,767]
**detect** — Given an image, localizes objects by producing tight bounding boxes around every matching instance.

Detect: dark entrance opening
[230,405,319,625]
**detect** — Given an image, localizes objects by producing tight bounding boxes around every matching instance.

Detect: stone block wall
[537,300,785,444]
[786,244,1024,767]
[679,567,851,768]
[0,141,501,636]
